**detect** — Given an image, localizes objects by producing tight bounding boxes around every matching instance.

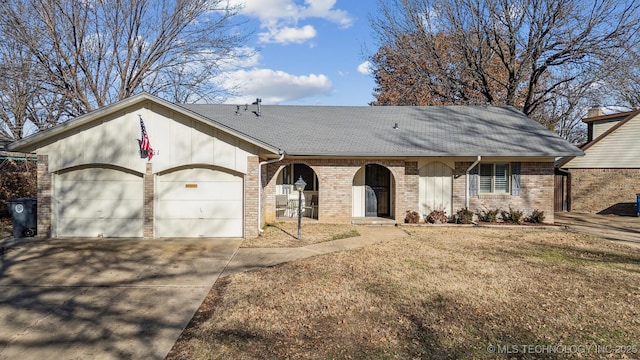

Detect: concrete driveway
[555,212,640,248]
[0,237,242,360]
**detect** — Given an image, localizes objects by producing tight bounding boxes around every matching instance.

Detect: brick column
[36,155,51,239]
[143,163,154,239]
[404,161,419,216]
[244,156,260,239]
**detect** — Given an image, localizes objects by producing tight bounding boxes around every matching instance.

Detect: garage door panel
[158,181,242,201]
[155,219,243,238]
[58,218,143,238]
[59,199,143,219]
[58,181,142,201]
[157,200,242,219]
[156,167,243,238]
[56,168,143,238]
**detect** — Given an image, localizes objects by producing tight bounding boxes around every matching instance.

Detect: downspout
[258,151,285,233]
[465,156,482,209]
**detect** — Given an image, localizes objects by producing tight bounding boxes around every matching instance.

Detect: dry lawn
[164,227,638,359]
[240,222,360,248]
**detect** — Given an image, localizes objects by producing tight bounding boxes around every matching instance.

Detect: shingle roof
[179,104,583,157]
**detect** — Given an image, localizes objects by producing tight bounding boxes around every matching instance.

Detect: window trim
[479,163,511,194]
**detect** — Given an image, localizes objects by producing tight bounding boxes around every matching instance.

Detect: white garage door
[156,167,243,237]
[419,162,453,216]
[55,167,144,237]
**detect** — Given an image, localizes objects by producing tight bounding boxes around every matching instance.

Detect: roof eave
[8,92,281,155]
[582,110,639,123]
[283,151,583,158]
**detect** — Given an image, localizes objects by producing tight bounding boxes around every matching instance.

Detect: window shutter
[469,164,479,196]
[511,162,521,196]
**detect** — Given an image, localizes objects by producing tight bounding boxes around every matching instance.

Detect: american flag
[139,117,153,160]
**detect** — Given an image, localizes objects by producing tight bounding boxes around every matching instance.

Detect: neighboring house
[558,109,640,214]
[8,93,582,239]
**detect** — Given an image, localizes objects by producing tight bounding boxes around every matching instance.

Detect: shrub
[455,208,474,224]
[528,209,546,223]
[404,210,421,224]
[479,208,500,222]
[502,206,524,224]
[426,209,448,224]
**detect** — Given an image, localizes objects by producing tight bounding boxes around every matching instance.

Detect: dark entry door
[365,164,390,217]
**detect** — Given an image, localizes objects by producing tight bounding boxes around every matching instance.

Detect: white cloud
[216,46,261,69]
[258,25,317,44]
[230,0,353,44]
[220,68,332,104]
[357,60,372,75]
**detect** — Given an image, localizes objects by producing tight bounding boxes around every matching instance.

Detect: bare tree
[0,0,249,138]
[369,0,640,140]
[603,48,640,110]
[0,35,68,139]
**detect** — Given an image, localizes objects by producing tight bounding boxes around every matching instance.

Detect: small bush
[426,210,448,224]
[502,206,524,224]
[455,208,474,224]
[528,209,546,223]
[479,208,500,222]
[404,210,421,224]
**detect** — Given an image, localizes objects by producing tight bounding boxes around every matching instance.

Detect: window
[479,163,510,194]
[282,164,319,191]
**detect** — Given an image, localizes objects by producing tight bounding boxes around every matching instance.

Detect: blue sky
[221,0,378,106]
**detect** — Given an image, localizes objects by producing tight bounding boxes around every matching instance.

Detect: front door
[365,164,390,217]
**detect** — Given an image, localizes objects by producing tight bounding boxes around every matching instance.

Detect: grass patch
[331,228,360,241]
[168,227,640,359]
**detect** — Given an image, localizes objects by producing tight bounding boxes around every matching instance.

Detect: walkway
[222,225,405,276]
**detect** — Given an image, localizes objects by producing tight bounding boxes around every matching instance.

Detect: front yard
[167,226,640,359]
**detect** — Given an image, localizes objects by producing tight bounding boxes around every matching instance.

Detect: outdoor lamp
[294,176,307,240]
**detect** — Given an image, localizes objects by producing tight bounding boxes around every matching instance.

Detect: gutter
[465,156,481,209]
[258,151,285,233]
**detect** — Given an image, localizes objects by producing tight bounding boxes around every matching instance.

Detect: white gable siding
[419,161,453,216]
[37,101,260,175]
[592,119,621,139]
[146,103,258,174]
[564,114,640,168]
[41,110,145,174]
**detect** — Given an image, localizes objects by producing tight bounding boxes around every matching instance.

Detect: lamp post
[294,176,307,240]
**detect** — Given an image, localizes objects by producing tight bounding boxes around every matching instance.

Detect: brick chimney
[587,107,603,118]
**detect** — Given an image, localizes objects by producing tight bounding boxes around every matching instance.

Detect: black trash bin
[6,197,37,238]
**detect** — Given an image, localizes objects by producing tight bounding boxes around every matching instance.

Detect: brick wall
[453,162,555,223]
[263,159,410,224]
[245,156,259,238]
[36,155,51,238]
[260,159,556,225]
[404,161,419,216]
[569,168,640,214]
[143,163,153,239]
